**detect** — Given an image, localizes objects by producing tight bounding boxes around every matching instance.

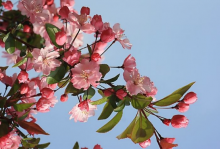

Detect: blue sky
[2,0,220,148]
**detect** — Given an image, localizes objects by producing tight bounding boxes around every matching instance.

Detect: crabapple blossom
[171,115,189,128]
[0,129,21,149]
[41,88,54,99]
[55,29,67,45]
[2,1,13,10]
[20,83,29,94]
[175,102,189,113]
[71,59,102,90]
[91,53,101,62]
[122,54,136,72]
[60,94,68,102]
[116,89,127,100]
[69,99,97,122]
[139,139,151,148]
[100,27,115,43]
[91,15,103,32]
[17,71,28,84]
[36,96,58,112]
[159,138,178,149]
[2,50,20,65]
[182,92,197,104]
[23,25,31,33]
[93,144,103,149]
[63,50,81,66]
[59,6,70,19]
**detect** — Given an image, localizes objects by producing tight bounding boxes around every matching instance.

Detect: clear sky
[2,0,220,149]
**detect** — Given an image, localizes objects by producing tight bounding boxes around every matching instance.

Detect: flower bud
[100,27,115,43]
[91,15,103,31]
[183,92,197,104]
[17,71,28,84]
[93,144,102,149]
[139,139,151,148]
[81,7,90,15]
[175,102,189,113]
[41,88,54,99]
[53,15,59,22]
[2,1,13,10]
[171,115,189,128]
[162,119,171,126]
[60,94,68,102]
[103,88,114,97]
[20,83,29,94]
[59,6,70,19]
[116,89,127,100]
[23,25,31,33]
[91,53,101,62]
[55,30,67,45]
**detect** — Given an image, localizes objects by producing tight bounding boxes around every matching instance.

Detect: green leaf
[117,117,136,140]
[73,142,79,149]
[65,82,84,95]
[83,87,95,100]
[108,95,117,109]
[58,79,69,88]
[98,102,114,120]
[4,33,15,54]
[18,121,49,135]
[18,110,29,121]
[97,111,123,133]
[12,57,27,68]
[13,103,34,112]
[36,142,50,148]
[6,79,20,97]
[153,82,195,106]
[0,120,9,137]
[131,116,154,143]
[47,64,67,84]
[0,97,6,108]
[0,66,8,71]
[90,96,108,105]
[87,44,92,56]
[99,64,110,78]
[45,23,62,48]
[98,89,104,97]
[114,100,125,112]
[101,74,120,83]
[131,94,153,109]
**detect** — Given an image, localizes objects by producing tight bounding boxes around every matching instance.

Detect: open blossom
[182,92,197,104]
[2,50,20,65]
[71,59,102,90]
[160,138,178,149]
[122,54,136,72]
[171,115,189,128]
[139,139,151,148]
[123,69,154,95]
[63,50,81,66]
[36,96,58,112]
[69,99,97,122]
[32,45,61,75]
[55,29,67,45]
[0,129,21,149]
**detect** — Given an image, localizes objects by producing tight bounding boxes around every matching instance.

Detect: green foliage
[0,120,9,137]
[65,82,84,95]
[6,79,20,97]
[98,102,114,120]
[18,121,49,135]
[100,74,120,83]
[83,87,95,100]
[13,103,34,112]
[73,142,79,149]
[12,57,27,68]
[47,64,67,84]
[99,64,110,78]
[4,33,15,54]
[131,94,153,109]
[45,23,62,48]
[114,100,126,112]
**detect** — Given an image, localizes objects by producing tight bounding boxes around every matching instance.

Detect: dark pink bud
[17,71,28,84]
[162,119,171,126]
[91,53,101,62]
[20,83,29,94]
[81,6,90,15]
[59,6,70,19]
[183,92,197,104]
[91,15,103,31]
[171,115,189,128]
[55,30,67,45]
[60,94,68,102]
[41,88,54,99]
[53,15,59,22]
[23,25,31,33]
[2,1,13,10]
[45,0,54,6]
[175,102,189,113]
[139,139,151,148]
[116,89,127,100]
[100,27,115,43]
[103,88,114,97]
[93,144,102,149]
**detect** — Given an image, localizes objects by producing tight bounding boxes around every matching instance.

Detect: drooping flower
[60,94,68,102]
[0,129,21,149]
[71,59,102,90]
[159,138,178,149]
[139,139,151,148]
[69,99,97,122]
[171,115,189,128]
[122,54,136,72]
[182,92,197,104]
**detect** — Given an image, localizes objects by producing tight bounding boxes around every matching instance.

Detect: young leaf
[18,121,49,135]
[131,94,153,109]
[35,142,50,148]
[46,64,67,84]
[13,103,34,112]
[99,64,110,78]
[73,142,79,149]
[45,23,62,48]
[4,33,15,54]
[12,57,27,68]
[98,89,104,97]
[97,111,123,133]
[65,82,84,95]
[100,74,120,83]
[114,100,125,112]
[83,87,95,100]
[58,79,69,88]
[6,79,20,97]
[18,110,30,121]
[153,82,195,106]
[98,102,114,120]
[90,96,108,105]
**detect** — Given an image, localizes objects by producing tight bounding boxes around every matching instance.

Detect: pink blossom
[69,99,97,122]
[0,129,21,149]
[2,1,13,10]
[175,102,189,113]
[45,0,54,6]
[92,41,107,54]
[2,50,20,65]
[63,50,81,66]
[182,92,197,104]
[81,7,90,15]
[93,144,103,149]
[66,23,83,48]
[1,73,17,86]
[23,25,31,33]
[32,45,61,75]
[60,94,68,102]
[55,29,67,45]
[71,59,102,90]
[41,88,54,99]
[122,54,136,72]
[91,53,101,62]
[116,89,127,100]
[123,69,154,95]
[160,138,178,149]
[17,71,28,84]
[36,96,58,112]
[100,27,115,43]
[20,83,29,94]
[17,57,33,71]
[139,139,151,148]
[61,0,75,7]
[171,115,189,128]
[91,15,103,32]
[59,6,70,19]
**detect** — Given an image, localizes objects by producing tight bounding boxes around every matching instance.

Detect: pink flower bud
[59,6,70,19]
[116,89,127,100]
[23,25,31,33]
[53,15,59,22]
[93,144,102,149]
[160,138,178,149]
[103,88,114,97]
[20,83,29,94]
[162,119,171,126]
[100,27,115,43]
[91,53,101,62]
[139,139,151,148]
[91,15,103,31]
[183,92,197,104]
[2,1,13,10]
[55,30,67,45]
[45,0,54,6]
[60,94,68,102]
[175,102,189,113]
[17,71,28,84]
[81,7,90,15]
[171,115,189,128]
[41,88,54,99]
[63,50,81,66]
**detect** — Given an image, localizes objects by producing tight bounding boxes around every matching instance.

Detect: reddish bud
[160,138,178,149]
[55,30,67,45]
[93,144,103,149]
[91,53,101,62]
[171,115,189,128]
[53,15,59,22]
[81,6,90,15]
[183,92,197,104]
[139,139,151,148]
[2,1,13,10]
[59,6,70,19]
[45,0,54,6]
[162,119,171,126]
[175,102,189,113]
[17,71,28,84]
[20,83,29,94]
[91,15,103,31]
[116,89,127,100]
[41,88,54,99]
[100,27,115,43]
[60,94,68,102]
[103,88,114,97]
[23,25,31,33]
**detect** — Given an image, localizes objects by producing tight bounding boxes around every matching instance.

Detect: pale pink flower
[2,50,20,65]
[139,139,151,148]
[93,144,103,149]
[0,129,21,149]
[63,50,81,66]
[36,96,58,112]
[182,92,197,104]
[32,44,61,75]
[92,41,107,54]
[60,0,75,7]
[41,88,54,99]
[171,115,189,128]
[122,54,136,72]
[112,23,132,49]
[66,23,83,49]
[69,99,97,122]
[123,69,153,95]
[71,59,102,90]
